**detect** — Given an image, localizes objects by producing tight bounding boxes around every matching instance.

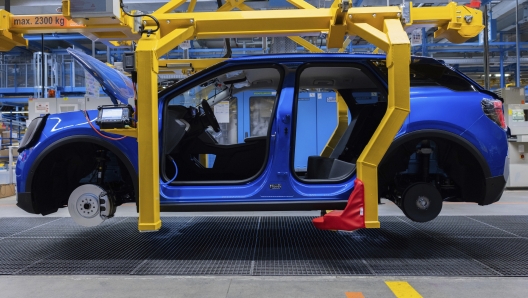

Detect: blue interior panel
[316,92,338,154]
[294,94,317,171]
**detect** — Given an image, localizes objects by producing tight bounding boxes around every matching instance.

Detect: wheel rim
[75,194,99,218]
[415,195,430,210]
[401,182,442,223]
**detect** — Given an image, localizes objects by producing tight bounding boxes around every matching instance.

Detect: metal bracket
[339,0,350,13]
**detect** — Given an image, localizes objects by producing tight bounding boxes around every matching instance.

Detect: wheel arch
[379,129,492,203]
[384,129,491,177]
[25,135,138,214]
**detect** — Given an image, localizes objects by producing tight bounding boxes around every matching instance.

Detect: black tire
[401,182,442,223]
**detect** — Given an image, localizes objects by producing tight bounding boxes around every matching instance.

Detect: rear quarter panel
[400,87,507,177]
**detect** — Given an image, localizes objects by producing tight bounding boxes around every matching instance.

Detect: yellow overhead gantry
[0,0,484,231]
[131,0,484,231]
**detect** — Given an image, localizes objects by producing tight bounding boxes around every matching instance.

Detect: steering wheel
[201,99,221,132]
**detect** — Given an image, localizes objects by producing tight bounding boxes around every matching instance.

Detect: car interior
[293,66,387,182]
[162,67,282,183]
[161,64,387,184]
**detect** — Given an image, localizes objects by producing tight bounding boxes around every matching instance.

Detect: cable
[119,0,160,36]
[159,155,178,198]
[83,110,127,141]
[160,155,178,185]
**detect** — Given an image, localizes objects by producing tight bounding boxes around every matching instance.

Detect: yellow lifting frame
[131,0,483,231]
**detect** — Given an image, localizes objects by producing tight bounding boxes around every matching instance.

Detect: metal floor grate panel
[1,216,527,276]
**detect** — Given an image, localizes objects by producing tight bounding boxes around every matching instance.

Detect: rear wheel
[400,182,442,222]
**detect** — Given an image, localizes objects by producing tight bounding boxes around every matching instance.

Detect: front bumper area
[16,192,39,214]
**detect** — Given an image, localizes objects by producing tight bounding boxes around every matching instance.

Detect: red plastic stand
[313,179,366,231]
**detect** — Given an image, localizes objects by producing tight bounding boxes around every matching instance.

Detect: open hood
[67,48,134,105]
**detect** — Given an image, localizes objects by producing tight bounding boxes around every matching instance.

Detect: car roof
[226,53,443,65]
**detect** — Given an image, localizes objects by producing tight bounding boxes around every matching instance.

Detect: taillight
[481,99,507,130]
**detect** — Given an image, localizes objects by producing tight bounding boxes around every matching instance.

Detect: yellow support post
[188,0,198,12]
[320,92,348,157]
[135,25,195,231]
[351,19,410,228]
[136,31,162,232]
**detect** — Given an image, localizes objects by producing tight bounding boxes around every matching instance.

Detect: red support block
[313,178,366,231]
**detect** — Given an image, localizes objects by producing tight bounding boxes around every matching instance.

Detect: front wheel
[67,184,115,227]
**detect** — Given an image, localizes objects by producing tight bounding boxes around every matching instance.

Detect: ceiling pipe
[483,4,490,89]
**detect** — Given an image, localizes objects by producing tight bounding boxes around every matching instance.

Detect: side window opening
[293,65,387,182]
[370,58,477,92]
[162,67,282,184]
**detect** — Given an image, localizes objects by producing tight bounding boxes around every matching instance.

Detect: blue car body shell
[16,53,508,213]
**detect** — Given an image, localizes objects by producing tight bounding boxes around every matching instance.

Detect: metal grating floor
[1,216,527,276]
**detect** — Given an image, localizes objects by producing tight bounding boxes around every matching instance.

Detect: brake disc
[68,184,112,227]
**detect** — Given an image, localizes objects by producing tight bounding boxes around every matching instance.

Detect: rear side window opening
[291,63,388,183]
[370,58,478,92]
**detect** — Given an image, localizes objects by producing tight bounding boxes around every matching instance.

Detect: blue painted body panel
[16,53,508,207]
[15,110,139,195]
[404,87,508,177]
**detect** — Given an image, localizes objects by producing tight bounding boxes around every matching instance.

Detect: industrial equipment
[27,96,115,123]
[96,105,134,129]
